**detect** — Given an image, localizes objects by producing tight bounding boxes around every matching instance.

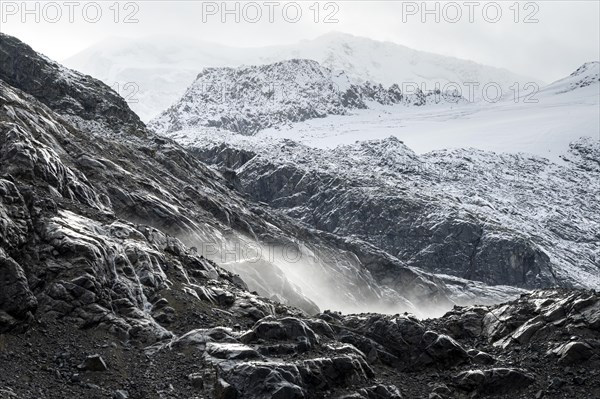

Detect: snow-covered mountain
[260,32,541,89]
[64,32,538,121]
[537,61,599,96]
[157,62,599,162]
[149,59,466,135]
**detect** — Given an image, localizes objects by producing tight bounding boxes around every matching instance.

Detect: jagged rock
[467,349,495,365]
[580,301,600,330]
[337,314,469,371]
[217,354,373,398]
[188,373,205,389]
[340,384,403,398]
[512,320,545,344]
[241,316,318,345]
[337,329,400,366]
[206,343,260,360]
[443,307,487,339]
[454,368,535,394]
[418,331,470,369]
[156,327,239,353]
[218,363,301,399]
[300,355,375,386]
[79,354,108,372]
[215,378,238,399]
[0,250,37,331]
[113,390,129,399]
[554,342,594,365]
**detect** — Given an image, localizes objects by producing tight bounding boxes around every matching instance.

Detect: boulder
[79,354,108,372]
[454,368,535,394]
[242,316,318,345]
[554,342,594,365]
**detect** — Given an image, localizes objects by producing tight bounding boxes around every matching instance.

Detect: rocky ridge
[192,134,600,292]
[149,59,466,135]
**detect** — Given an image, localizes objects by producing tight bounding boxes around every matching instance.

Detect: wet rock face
[0,40,299,341]
[0,249,37,332]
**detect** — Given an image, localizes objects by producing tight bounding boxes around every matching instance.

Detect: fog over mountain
[65,32,541,121]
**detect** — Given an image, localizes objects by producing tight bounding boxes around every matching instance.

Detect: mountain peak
[149,59,467,136]
[150,59,356,135]
[314,31,364,42]
[541,61,599,95]
[571,61,600,77]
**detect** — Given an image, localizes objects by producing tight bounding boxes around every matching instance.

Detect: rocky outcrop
[149,59,466,135]
[139,289,599,398]
[0,248,37,332]
[0,33,145,136]
[562,136,600,173]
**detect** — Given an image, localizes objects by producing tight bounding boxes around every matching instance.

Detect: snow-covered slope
[149,59,466,135]
[149,59,357,135]
[536,61,599,96]
[161,63,599,163]
[64,32,538,121]
[260,32,541,89]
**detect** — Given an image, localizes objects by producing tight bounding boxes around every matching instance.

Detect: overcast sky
[2,1,599,82]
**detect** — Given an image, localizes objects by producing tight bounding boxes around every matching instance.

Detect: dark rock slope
[0,34,144,136]
[195,136,599,291]
[1,33,599,398]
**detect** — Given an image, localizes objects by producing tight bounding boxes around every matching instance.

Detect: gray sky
[2,1,599,82]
